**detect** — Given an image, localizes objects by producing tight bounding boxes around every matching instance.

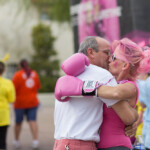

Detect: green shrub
[31,23,60,92]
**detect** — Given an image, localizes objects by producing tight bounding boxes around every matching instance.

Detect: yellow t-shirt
[135,101,146,137]
[0,76,16,126]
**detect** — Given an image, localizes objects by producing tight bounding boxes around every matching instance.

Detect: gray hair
[78,36,99,55]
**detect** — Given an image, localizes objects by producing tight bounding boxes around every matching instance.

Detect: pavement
[7,93,55,150]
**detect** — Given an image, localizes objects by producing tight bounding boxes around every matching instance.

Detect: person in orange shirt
[12,59,41,149]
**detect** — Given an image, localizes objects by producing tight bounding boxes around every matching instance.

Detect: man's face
[93,38,111,69]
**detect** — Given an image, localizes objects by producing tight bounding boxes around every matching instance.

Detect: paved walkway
[7,93,55,150]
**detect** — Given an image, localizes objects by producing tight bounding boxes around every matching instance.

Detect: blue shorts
[14,106,38,123]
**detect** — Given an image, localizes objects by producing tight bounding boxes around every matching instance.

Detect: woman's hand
[125,122,137,137]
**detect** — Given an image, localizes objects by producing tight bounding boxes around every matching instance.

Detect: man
[54,36,137,150]
[12,59,41,149]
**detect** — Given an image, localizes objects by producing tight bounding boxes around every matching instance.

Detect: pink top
[97,81,139,149]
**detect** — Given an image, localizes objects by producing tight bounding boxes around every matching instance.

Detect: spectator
[12,59,41,149]
[142,73,150,150]
[0,59,16,150]
[136,74,148,138]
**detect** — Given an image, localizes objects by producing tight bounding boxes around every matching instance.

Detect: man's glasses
[102,49,111,56]
[112,54,117,61]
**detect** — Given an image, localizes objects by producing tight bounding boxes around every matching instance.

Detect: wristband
[82,77,114,97]
[82,81,98,96]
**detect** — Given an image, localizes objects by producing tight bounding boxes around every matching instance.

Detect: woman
[12,59,41,149]
[94,38,150,150]
[0,61,15,150]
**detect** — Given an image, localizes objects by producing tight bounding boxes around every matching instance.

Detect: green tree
[31,23,60,92]
[0,0,70,23]
[31,0,70,23]
[49,0,70,23]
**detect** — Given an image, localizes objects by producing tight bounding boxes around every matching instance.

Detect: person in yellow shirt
[136,73,148,138]
[135,101,146,137]
[0,61,16,150]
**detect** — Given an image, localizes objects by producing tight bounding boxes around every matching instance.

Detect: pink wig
[138,46,150,73]
[112,38,150,79]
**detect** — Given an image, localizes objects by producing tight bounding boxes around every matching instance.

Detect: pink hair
[112,38,150,79]
[138,46,150,73]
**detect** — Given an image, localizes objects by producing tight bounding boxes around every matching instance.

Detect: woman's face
[108,53,126,77]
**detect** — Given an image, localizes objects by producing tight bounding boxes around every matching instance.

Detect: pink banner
[78,0,120,44]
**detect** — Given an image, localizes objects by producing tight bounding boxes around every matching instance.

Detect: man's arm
[112,100,138,125]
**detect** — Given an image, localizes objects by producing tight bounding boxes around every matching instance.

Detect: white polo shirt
[54,64,119,142]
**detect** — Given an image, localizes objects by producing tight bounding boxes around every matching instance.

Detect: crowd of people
[1,36,150,150]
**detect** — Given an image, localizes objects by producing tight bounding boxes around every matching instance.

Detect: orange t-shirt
[12,70,41,109]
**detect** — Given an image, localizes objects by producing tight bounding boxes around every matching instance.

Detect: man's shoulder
[86,64,113,77]
[78,64,114,81]
[89,64,110,73]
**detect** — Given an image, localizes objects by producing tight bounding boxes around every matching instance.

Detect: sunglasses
[112,54,117,61]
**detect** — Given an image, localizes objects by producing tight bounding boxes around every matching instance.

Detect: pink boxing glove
[55,75,98,102]
[61,53,90,76]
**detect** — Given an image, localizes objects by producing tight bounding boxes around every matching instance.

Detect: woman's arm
[100,82,138,125]
[97,82,137,101]
[112,100,138,125]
